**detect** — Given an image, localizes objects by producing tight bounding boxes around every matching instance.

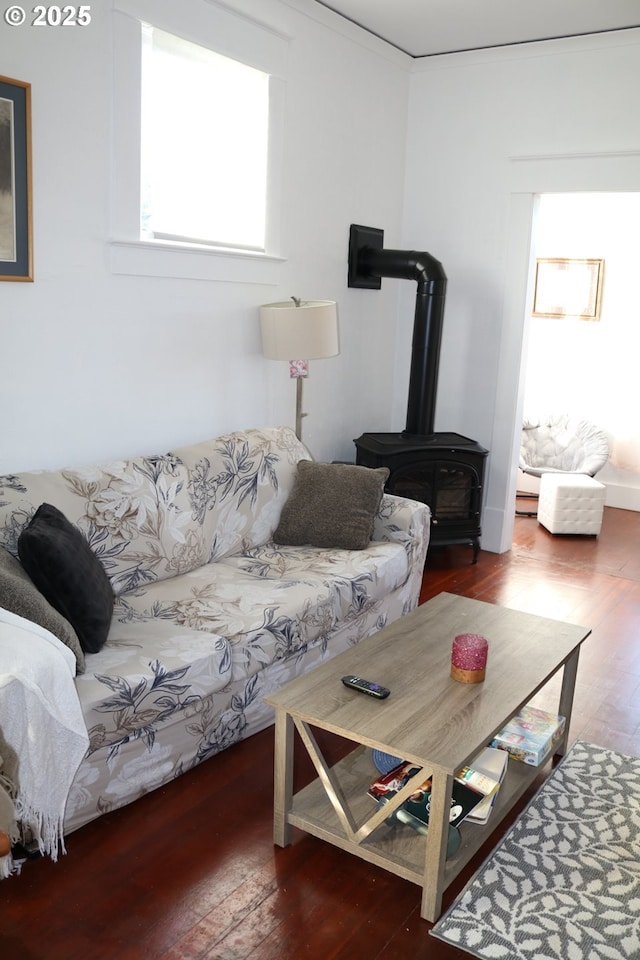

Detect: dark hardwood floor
[3,507,640,959]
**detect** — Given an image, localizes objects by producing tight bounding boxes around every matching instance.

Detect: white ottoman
[538,473,605,535]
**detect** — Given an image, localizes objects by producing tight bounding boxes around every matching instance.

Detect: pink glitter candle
[451,633,488,684]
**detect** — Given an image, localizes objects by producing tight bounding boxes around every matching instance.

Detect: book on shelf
[458,746,509,824]
[368,761,484,834]
[490,704,566,766]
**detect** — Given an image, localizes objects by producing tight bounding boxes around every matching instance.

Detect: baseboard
[603,483,640,512]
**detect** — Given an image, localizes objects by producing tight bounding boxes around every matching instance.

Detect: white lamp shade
[260,300,339,360]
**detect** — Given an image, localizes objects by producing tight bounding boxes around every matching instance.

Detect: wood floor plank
[2,505,640,960]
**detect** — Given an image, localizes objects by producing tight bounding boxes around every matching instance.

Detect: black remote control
[341,675,390,699]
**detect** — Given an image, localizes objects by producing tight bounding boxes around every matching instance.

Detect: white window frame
[110,0,287,283]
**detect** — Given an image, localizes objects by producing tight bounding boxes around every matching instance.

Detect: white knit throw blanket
[0,608,89,878]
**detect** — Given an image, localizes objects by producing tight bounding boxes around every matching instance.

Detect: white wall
[402,29,640,551]
[0,0,411,473]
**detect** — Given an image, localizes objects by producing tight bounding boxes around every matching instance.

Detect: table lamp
[260,297,339,440]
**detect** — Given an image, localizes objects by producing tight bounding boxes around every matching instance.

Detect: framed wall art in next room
[532,257,604,321]
[0,75,33,282]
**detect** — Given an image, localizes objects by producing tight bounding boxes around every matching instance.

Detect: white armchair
[516,414,609,516]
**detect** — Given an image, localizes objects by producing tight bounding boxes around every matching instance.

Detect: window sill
[109,238,285,284]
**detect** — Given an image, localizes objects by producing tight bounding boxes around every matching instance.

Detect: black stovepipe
[358,246,447,436]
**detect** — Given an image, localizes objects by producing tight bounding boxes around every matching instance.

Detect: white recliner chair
[516,414,609,517]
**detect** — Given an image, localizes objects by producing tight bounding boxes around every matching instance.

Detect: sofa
[0,426,430,873]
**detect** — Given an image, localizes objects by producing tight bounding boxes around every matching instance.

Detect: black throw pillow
[17,503,114,654]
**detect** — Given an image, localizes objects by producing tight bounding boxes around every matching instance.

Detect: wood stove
[348,225,489,563]
[354,431,487,562]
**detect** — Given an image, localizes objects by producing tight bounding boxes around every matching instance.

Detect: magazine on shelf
[490,705,566,766]
[458,747,509,824]
[369,761,484,832]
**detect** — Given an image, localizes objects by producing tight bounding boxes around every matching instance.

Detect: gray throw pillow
[0,546,85,673]
[273,461,390,550]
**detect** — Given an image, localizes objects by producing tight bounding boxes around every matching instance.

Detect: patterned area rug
[431,740,640,959]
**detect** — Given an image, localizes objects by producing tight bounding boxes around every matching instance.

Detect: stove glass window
[388,461,475,520]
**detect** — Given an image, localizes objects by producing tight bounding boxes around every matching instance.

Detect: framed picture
[0,75,33,281]
[532,258,604,321]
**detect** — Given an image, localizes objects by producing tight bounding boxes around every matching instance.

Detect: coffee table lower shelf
[287,745,548,906]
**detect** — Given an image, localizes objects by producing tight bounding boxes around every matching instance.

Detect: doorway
[519,192,640,513]
[482,151,640,555]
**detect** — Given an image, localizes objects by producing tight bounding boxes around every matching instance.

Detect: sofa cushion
[17,503,114,654]
[223,540,410,605]
[0,455,198,597]
[274,461,389,550]
[112,537,408,685]
[0,428,311,599]
[113,564,334,683]
[170,426,311,563]
[0,546,85,672]
[75,619,232,757]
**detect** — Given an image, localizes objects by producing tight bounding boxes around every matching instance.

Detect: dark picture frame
[532,257,603,321]
[0,75,33,282]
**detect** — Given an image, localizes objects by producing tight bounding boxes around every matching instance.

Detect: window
[110,0,287,282]
[140,25,269,252]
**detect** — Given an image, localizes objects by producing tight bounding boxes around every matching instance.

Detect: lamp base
[295,376,307,440]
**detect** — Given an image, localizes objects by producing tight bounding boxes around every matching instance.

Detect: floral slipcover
[0,427,430,836]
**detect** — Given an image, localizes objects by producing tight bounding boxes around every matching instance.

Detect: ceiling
[314,0,640,58]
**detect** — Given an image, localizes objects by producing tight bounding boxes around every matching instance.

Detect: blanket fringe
[15,797,67,862]
[0,850,22,879]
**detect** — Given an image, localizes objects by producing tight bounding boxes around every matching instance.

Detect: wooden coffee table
[265,592,591,921]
